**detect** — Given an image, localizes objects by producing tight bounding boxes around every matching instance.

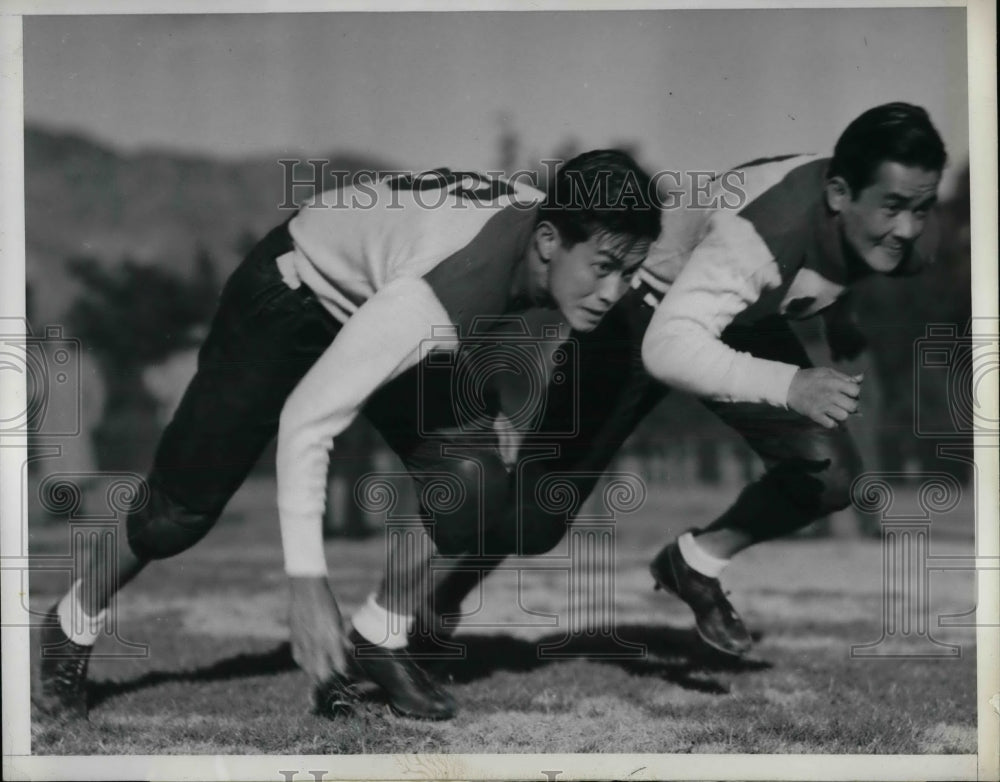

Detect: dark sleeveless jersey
[423,202,540,334]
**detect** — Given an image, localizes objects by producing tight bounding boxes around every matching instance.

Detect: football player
[35,151,661,721]
[410,102,947,659]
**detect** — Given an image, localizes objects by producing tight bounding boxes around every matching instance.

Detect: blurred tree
[495,112,520,174]
[234,229,261,260]
[695,437,721,484]
[67,255,217,366]
[66,254,220,471]
[552,137,581,163]
[857,164,972,480]
[24,281,48,468]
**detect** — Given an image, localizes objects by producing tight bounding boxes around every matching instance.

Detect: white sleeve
[640,213,800,407]
[276,276,456,576]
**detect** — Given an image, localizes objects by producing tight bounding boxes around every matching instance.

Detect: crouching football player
[411,102,946,660]
[34,151,661,721]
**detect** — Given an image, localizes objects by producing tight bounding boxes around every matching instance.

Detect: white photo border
[2,1,996,780]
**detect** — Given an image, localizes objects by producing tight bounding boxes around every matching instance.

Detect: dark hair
[537,149,661,250]
[828,102,947,197]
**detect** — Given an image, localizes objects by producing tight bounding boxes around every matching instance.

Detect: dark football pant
[454,281,862,560]
[126,221,506,561]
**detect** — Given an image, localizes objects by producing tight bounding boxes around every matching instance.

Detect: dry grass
[29,477,977,755]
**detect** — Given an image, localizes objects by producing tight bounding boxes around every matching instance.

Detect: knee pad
[126,484,222,560]
[418,454,510,556]
[815,461,858,513]
[771,433,862,515]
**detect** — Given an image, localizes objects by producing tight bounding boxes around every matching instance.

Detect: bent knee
[418,454,510,555]
[818,458,860,512]
[775,432,863,514]
[816,434,863,512]
[126,487,221,560]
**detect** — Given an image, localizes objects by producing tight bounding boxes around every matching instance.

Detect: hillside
[24,124,399,325]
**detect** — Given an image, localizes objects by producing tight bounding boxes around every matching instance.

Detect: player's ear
[825,176,851,214]
[533,221,561,263]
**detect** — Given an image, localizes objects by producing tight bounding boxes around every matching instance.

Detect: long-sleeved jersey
[639,153,929,407]
[276,172,541,575]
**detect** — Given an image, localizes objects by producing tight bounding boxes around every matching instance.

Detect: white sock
[678,532,730,579]
[351,593,413,650]
[57,579,107,646]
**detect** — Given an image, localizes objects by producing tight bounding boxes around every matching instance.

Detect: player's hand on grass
[288,576,353,684]
[787,368,862,429]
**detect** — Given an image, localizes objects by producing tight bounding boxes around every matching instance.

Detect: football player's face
[547,231,649,332]
[832,162,940,273]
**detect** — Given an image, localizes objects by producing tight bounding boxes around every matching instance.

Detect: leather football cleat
[349,629,457,720]
[34,604,92,720]
[650,541,752,657]
[405,611,465,659]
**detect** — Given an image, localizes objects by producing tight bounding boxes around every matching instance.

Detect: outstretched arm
[275,275,455,681]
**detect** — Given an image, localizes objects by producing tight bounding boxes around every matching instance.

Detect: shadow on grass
[87,643,298,710]
[87,623,771,711]
[425,624,771,695]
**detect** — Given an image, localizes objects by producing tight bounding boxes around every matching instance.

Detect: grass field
[28,476,978,755]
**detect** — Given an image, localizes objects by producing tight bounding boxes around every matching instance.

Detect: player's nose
[892,210,921,241]
[596,273,625,306]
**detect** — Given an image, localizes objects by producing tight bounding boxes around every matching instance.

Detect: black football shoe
[402,619,466,684]
[349,629,457,720]
[34,604,92,720]
[406,609,466,659]
[650,541,752,657]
